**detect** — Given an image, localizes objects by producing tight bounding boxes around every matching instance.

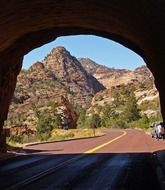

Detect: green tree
[123,91,141,122]
[101,104,117,128]
[75,105,87,128]
[113,85,131,108]
[54,114,62,128]
[131,114,150,129]
[87,113,102,136]
[37,113,53,140]
[115,119,128,129]
[89,113,102,128]
[51,102,58,116]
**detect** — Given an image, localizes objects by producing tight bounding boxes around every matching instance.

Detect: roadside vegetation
[78,85,161,129]
[7,128,104,147]
[6,84,162,146]
[6,101,104,146]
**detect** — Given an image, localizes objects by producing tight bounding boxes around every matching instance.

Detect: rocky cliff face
[78,58,113,75]
[6,47,105,128]
[44,47,105,94]
[13,47,105,107]
[79,58,154,90]
[6,47,105,129]
[79,58,159,117]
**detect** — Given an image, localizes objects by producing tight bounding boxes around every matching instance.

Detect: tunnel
[0,0,165,152]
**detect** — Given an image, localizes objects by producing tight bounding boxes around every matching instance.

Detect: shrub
[76,105,87,128]
[115,119,128,129]
[37,113,53,140]
[130,115,150,129]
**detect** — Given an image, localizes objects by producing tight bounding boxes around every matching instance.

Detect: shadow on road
[0,150,164,190]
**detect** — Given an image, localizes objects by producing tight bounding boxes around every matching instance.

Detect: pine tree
[123,91,141,122]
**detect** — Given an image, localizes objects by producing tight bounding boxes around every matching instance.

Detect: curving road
[0,129,164,190]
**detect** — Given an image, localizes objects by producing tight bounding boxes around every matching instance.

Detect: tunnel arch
[0,1,165,152]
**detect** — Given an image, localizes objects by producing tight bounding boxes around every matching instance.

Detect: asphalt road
[0,129,164,190]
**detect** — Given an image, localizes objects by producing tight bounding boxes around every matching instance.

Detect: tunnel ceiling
[0,0,165,65]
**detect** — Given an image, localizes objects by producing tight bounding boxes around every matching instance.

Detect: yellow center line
[84,131,127,154]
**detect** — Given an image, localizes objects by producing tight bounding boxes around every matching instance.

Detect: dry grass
[49,128,105,141]
[7,128,105,147]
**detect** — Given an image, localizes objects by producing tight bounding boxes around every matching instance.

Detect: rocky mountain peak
[51,46,71,56]
[44,46,71,63]
[13,47,105,108]
[78,58,110,75]
[43,46,76,72]
[29,61,45,70]
[134,65,151,76]
[42,47,105,96]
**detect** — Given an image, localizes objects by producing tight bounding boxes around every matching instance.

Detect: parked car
[151,122,165,140]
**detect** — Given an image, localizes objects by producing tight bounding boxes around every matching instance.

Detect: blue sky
[23,35,145,70]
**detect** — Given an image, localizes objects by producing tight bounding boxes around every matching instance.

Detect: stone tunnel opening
[0,2,164,189]
[4,35,162,149]
[0,1,165,155]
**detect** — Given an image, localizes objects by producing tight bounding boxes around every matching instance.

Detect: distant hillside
[79,58,153,90]
[79,58,159,117]
[78,58,114,75]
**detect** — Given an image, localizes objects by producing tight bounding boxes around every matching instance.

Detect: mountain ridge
[78,58,153,90]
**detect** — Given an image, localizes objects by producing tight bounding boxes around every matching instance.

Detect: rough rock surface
[79,58,159,117]
[44,47,105,99]
[16,47,104,106]
[79,58,154,90]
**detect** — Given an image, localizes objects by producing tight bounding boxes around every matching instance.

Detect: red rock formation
[79,58,153,90]
[60,96,78,129]
[29,61,45,70]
